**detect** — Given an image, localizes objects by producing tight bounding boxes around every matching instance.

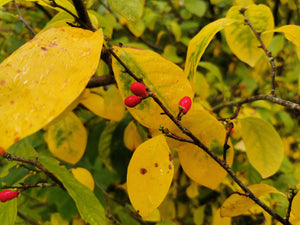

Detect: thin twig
[160,127,194,144]
[241,8,277,96]
[223,122,233,162]
[286,188,298,223]
[14,1,36,35]
[2,153,64,189]
[218,106,241,121]
[86,75,115,88]
[17,212,39,225]
[51,0,93,30]
[1,183,57,190]
[95,183,147,224]
[212,94,300,113]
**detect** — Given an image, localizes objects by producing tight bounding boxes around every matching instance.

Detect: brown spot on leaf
[169,153,173,162]
[0,80,5,85]
[14,137,20,143]
[168,164,172,170]
[136,210,140,214]
[154,163,158,167]
[140,168,147,175]
[41,47,48,51]
[10,101,14,104]
[49,41,58,48]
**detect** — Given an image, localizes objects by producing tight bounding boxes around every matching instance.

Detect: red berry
[0,190,18,202]
[179,96,192,114]
[130,82,147,98]
[124,96,142,108]
[240,84,247,89]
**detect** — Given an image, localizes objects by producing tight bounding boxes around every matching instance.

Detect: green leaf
[224,4,274,67]
[98,122,118,172]
[7,138,38,159]
[128,19,145,37]
[156,221,177,225]
[107,0,145,23]
[185,18,236,81]
[38,155,106,225]
[0,198,17,225]
[162,45,183,64]
[239,117,284,178]
[184,0,207,17]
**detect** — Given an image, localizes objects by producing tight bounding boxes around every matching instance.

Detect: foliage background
[0,0,299,225]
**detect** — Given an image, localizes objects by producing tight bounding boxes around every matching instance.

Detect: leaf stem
[2,152,64,189]
[71,0,96,31]
[13,1,36,36]
[86,74,115,88]
[223,122,233,162]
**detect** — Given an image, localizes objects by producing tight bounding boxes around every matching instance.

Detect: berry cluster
[124,82,148,108]
[124,82,192,119]
[0,190,19,202]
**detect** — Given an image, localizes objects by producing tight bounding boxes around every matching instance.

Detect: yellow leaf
[45,112,87,164]
[273,25,300,46]
[292,190,300,219]
[186,181,199,199]
[71,167,95,191]
[80,86,125,121]
[239,117,284,178]
[0,0,11,7]
[185,18,236,81]
[143,208,161,222]
[273,25,300,60]
[72,215,85,225]
[233,0,254,6]
[27,0,77,15]
[212,208,231,225]
[112,46,194,129]
[173,109,234,189]
[220,184,284,217]
[224,4,274,67]
[127,135,174,218]
[50,213,69,225]
[123,121,143,151]
[0,27,103,152]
